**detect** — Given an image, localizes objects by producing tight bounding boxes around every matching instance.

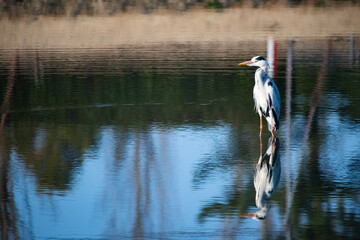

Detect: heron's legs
[258,111,263,158]
[258,110,263,137]
[259,133,263,164]
[271,118,274,140]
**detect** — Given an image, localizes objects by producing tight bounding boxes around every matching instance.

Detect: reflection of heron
[238,56,281,138]
[241,137,281,220]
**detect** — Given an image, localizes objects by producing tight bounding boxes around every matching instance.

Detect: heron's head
[238,56,268,69]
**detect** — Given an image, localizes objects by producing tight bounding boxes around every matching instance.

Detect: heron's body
[253,67,280,132]
[239,56,281,137]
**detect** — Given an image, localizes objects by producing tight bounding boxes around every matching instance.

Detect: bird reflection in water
[241,137,281,220]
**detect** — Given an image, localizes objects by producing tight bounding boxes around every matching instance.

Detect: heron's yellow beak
[238,61,252,66]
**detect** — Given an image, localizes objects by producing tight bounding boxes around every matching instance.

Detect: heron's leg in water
[259,133,263,163]
[271,118,274,139]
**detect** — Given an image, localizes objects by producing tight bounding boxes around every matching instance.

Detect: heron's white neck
[255,67,268,85]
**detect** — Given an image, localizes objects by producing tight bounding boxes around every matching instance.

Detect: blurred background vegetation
[0,0,359,18]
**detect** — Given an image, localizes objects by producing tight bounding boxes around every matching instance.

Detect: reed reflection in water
[0,35,359,239]
[0,51,19,240]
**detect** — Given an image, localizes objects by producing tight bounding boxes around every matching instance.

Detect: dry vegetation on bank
[0,0,359,17]
[0,1,359,48]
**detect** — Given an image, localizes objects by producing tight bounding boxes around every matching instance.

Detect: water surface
[0,36,359,239]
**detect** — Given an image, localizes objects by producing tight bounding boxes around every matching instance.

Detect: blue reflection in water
[320,109,360,187]
[13,124,235,238]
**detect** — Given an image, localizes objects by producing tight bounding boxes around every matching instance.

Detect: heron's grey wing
[264,77,281,120]
[264,77,280,114]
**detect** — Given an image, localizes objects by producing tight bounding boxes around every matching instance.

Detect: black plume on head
[255,56,266,61]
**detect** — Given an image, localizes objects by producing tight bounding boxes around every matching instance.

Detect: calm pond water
[0,36,359,239]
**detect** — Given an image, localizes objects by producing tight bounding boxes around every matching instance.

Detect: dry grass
[0,6,359,49]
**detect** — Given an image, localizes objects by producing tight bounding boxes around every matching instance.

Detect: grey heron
[239,56,281,138]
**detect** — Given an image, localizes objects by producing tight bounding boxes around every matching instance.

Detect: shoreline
[1,6,359,49]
